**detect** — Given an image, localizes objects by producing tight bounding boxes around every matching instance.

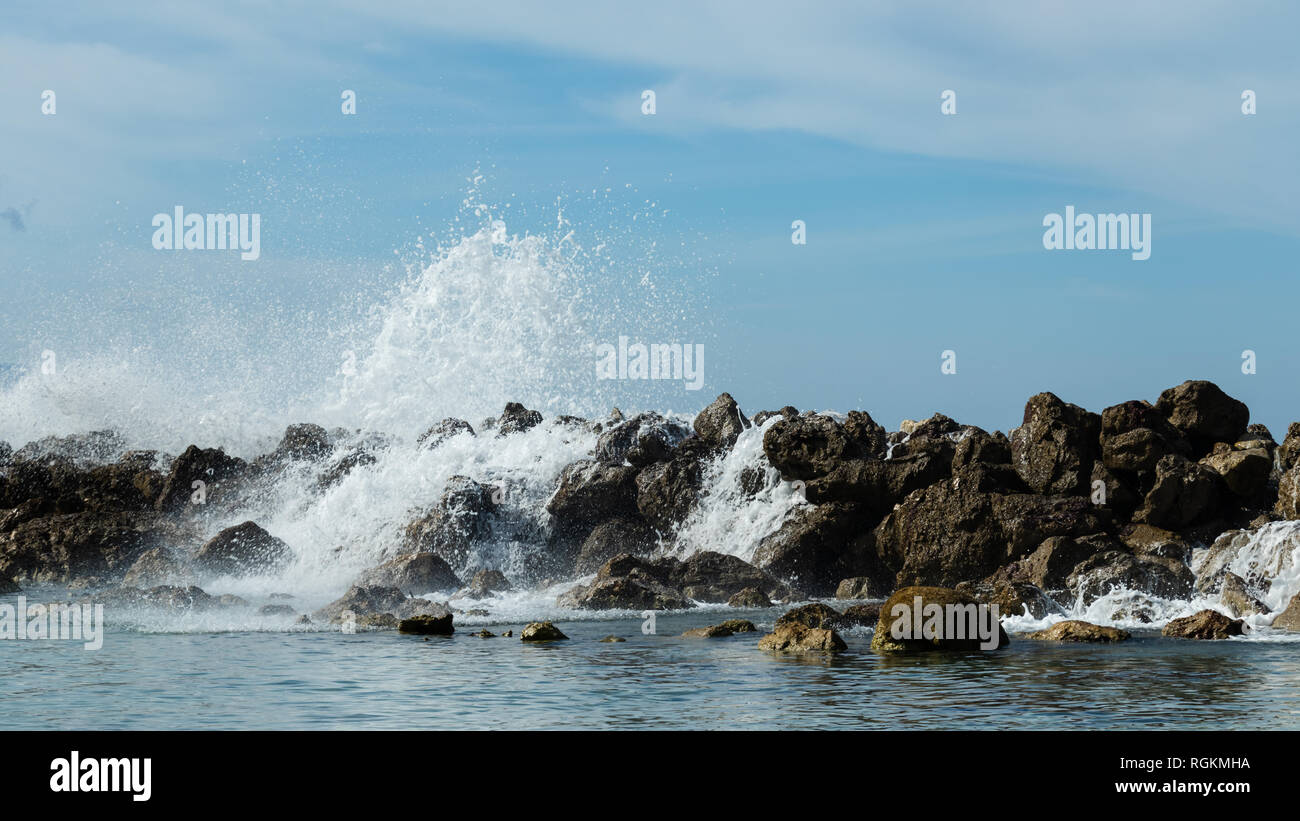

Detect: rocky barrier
[3,380,1300,648]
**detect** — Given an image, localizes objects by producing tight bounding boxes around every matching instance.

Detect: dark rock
[497,402,542,436]
[1026,620,1130,642]
[682,624,736,638]
[1100,400,1192,475]
[0,576,19,593]
[956,579,1054,619]
[355,552,462,593]
[1090,461,1141,520]
[727,586,772,608]
[757,621,847,653]
[1220,572,1268,618]
[1010,392,1100,495]
[14,430,126,465]
[313,585,450,623]
[1155,381,1250,456]
[673,551,786,603]
[194,521,292,577]
[1200,444,1272,499]
[0,511,163,584]
[752,406,799,427]
[762,415,852,481]
[458,569,513,598]
[869,586,1010,652]
[155,446,247,512]
[575,517,657,574]
[1134,454,1220,529]
[399,612,455,635]
[546,460,638,539]
[270,424,332,462]
[599,635,625,642]
[258,604,297,617]
[417,418,475,449]
[1278,423,1300,473]
[404,476,497,567]
[1162,609,1246,639]
[952,428,1012,471]
[1065,549,1194,606]
[634,445,708,532]
[829,602,881,629]
[595,413,690,467]
[1014,533,1121,592]
[693,393,749,449]
[719,618,757,633]
[122,546,195,588]
[775,602,841,629]
[753,502,878,596]
[834,576,880,600]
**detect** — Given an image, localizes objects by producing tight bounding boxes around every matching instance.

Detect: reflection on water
[3,609,1298,730]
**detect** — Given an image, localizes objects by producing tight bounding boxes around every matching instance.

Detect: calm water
[4,602,1299,730]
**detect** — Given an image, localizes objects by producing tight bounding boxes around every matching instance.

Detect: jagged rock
[355,552,462,593]
[1162,609,1246,639]
[834,576,879,600]
[404,476,497,566]
[155,446,247,512]
[952,428,1012,471]
[956,579,1054,619]
[559,551,783,610]
[559,571,694,611]
[1100,400,1192,475]
[595,413,691,467]
[1200,444,1272,499]
[497,402,542,436]
[673,551,787,602]
[1011,533,1121,593]
[14,430,126,465]
[399,611,455,635]
[775,602,841,629]
[313,585,450,623]
[753,502,878,596]
[762,415,852,481]
[417,418,474,450]
[0,511,163,584]
[546,460,638,540]
[1276,464,1300,519]
[1,576,20,593]
[693,393,749,449]
[575,517,657,575]
[270,424,332,462]
[727,587,772,608]
[1010,392,1100,495]
[520,621,568,641]
[1090,461,1141,520]
[1134,454,1220,529]
[316,447,378,489]
[1278,423,1300,473]
[753,406,800,427]
[122,546,195,588]
[873,466,1109,589]
[634,442,709,531]
[829,602,882,629]
[457,569,513,598]
[1220,572,1268,618]
[1273,593,1300,630]
[1066,549,1193,605]
[1119,523,1192,561]
[194,521,292,577]
[869,586,1010,652]
[1026,620,1130,642]
[719,619,756,633]
[92,584,225,612]
[1155,381,1249,456]
[757,621,847,653]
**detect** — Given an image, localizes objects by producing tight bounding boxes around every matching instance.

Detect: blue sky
[2,1,1299,437]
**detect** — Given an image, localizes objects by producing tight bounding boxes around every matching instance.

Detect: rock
[951,428,1012,471]
[1134,454,1221,529]
[1200,445,1272,499]
[727,587,772,608]
[757,622,847,653]
[122,546,195,588]
[1090,461,1142,520]
[634,444,709,531]
[258,604,296,617]
[1099,400,1192,475]
[0,511,163,584]
[1155,381,1250,456]
[693,393,750,449]
[762,415,853,481]
[1220,572,1268,618]
[559,573,694,611]
[1,576,20,593]
[417,418,475,450]
[1273,593,1300,630]
[834,576,879,600]
[753,502,878,596]
[14,430,126,465]
[682,624,735,638]
[315,447,379,489]
[404,476,497,567]
[830,602,882,629]
[497,402,542,436]
[520,621,568,641]
[956,579,1054,619]
[1162,609,1246,639]
[355,553,462,594]
[595,413,691,467]
[1066,550,1194,606]
[1276,464,1300,519]
[719,619,756,633]
[775,602,841,629]
[472,629,496,638]
[458,569,513,598]
[1013,533,1120,593]
[270,423,332,462]
[1026,620,1130,642]
[313,585,450,623]
[546,460,639,540]
[193,521,292,577]
[155,446,247,512]
[1010,392,1100,495]
[399,612,455,635]
[873,467,1109,589]
[869,586,1010,652]
[753,406,800,427]
[673,551,787,603]
[1279,423,1300,472]
[599,635,625,642]
[93,584,224,612]
[575,517,657,575]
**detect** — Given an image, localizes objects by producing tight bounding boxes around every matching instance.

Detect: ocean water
[4,600,1300,730]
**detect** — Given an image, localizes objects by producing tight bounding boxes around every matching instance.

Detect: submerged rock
[682,624,736,638]
[194,521,292,578]
[757,622,847,653]
[1025,620,1130,642]
[398,612,455,635]
[598,635,625,642]
[1162,609,1246,639]
[869,586,1010,652]
[520,621,568,641]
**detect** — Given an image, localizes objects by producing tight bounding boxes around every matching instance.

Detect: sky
[1,1,1298,439]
